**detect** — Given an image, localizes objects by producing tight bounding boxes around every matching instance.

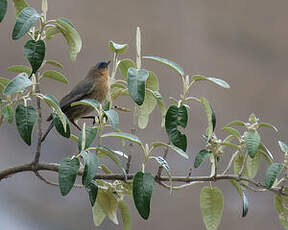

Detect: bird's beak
[107,61,111,66]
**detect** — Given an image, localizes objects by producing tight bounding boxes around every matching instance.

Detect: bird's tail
[41,121,54,142]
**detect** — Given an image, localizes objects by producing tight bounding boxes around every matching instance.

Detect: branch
[0,162,287,197]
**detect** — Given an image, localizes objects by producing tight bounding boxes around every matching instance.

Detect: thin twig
[33,74,42,166]
[239,152,249,176]
[126,123,136,174]
[222,151,239,175]
[157,180,204,190]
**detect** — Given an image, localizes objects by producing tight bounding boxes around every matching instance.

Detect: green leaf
[274,195,288,230]
[220,142,241,151]
[86,180,98,206]
[192,75,230,88]
[229,180,248,217]
[137,92,154,128]
[127,67,149,105]
[12,7,41,40]
[97,189,119,224]
[258,142,273,164]
[151,155,173,191]
[138,71,159,129]
[42,70,68,84]
[39,94,59,106]
[154,156,171,176]
[53,112,70,138]
[111,87,129,100]
[78,126,98,152]
[59,17,74,27]
[152,156,172,183]
[81,151,98,186]
[71,98,99,110]
[194,149,212,168]
[15,104,37,145]
[7,65,32,75]
[37,94,66,131]
[0,0,7,23]
[153,91,166,127]
[242,192,249,218]
[101,148,128,160]
[222,127,241,139]
[258,122,278,132]
[200,97,214,140]
[92,198,106,226]
[165,105,188,151]
[109,41,128,54]
[246,151,261,178]
[58,157,80,196]
[2,104,14,123]
[104,109,119,130]
[56,18,82,61]
[45,27,60,40]
[99,164,112,174]
[23,40,46,73]
[143,56,184,77]
[44,60,64,69]
[225,120,245,127]
[12,0,28,15]
[101,132,142,145]
[118,200,132,230]
[118,58,135,80]
[210,104,216,131]
[200,186,224,230]
[152,142,189,159]
[133,171,154,220]
[96,146,126,177]
[244,131,261,158]
[279,141,288,153]
[4,73,32,96]
[265,163,284,189]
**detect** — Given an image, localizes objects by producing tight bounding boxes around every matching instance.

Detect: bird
[41,61,111,142]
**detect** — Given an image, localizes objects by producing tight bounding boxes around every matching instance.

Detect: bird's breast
[89,75,109,102]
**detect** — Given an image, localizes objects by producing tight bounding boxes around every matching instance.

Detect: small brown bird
[41,61,110,142]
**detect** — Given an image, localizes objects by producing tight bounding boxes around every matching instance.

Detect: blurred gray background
[0,0,288,229]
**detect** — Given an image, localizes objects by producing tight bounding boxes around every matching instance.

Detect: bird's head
[86,61,111,80]
[96,61,111,70]
[91,61,110,79]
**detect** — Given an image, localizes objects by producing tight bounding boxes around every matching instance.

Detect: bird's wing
[59,78,95,113]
